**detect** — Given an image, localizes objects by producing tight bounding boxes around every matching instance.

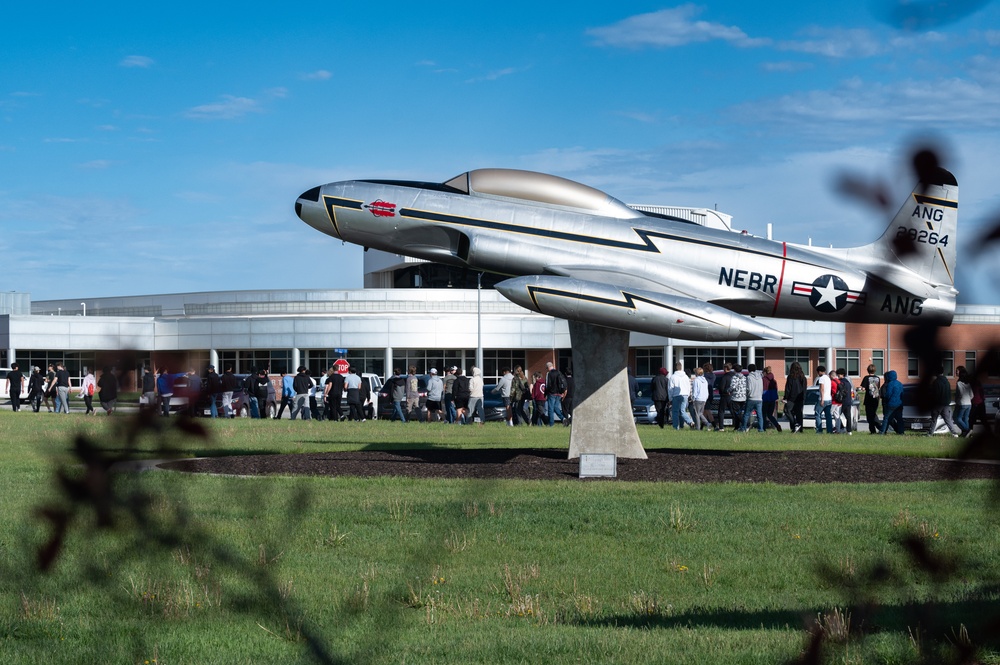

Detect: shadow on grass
[574,595,1000,644]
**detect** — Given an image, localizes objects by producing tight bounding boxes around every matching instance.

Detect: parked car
[632,377,657,424]
[322,372,382,420]
[900,384,953,433]
[378,375,428,420]
[480,384,508,422]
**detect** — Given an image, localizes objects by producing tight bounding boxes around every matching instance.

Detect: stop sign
[333,358,351,374]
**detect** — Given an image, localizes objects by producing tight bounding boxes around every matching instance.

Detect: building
[3,250,998,390]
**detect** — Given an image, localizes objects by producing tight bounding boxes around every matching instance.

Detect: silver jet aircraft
[295,167,957,342]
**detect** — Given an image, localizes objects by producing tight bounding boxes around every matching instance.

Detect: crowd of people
[3,362,115,415]
[379,362,572,426]
[5,358,993,436]
[641,361,992,437]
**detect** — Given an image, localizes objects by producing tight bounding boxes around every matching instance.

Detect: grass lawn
[1,411,998,664]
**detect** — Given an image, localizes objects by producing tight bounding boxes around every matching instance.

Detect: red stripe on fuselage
[771,242,787,317]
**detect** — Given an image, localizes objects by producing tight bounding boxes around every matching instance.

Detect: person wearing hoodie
[468,366,485,425]
[691,367,711,430]
[740,363,765,432]
[761,366,782,432]
[879,370,905,435]
[668,362,695,429]
[388,368,408,423]
[928,367,961,437]
[783,362,806,433]
[652,367,670,429]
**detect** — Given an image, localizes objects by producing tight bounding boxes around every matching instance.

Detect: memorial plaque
[579,453,617,478]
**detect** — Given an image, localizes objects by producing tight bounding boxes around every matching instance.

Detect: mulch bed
[160,448,1000,484]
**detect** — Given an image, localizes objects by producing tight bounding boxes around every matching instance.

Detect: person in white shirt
[814,366,833,433]
[691,367,711,430]
[668,362,695,429]
[491,367,515,425]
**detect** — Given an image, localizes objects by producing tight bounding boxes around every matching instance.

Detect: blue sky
[3,1,999,304]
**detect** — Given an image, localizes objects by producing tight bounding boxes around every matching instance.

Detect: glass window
[391,349,477,381]
[345,350,385,379]
[483,349,527,384]
[835,349,860,376]
[964,351,976,376]
[633,348,664,377]
[784,349,811,377]
[681,347,738,373]
[942,350,954,377]
[907,352,919,378]
[18,350,97,384]
[870,350,884,376]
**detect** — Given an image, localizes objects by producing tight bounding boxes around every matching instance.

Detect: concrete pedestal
[566,321,647,460]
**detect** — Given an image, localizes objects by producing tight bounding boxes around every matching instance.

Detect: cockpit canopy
[443,169,644,220]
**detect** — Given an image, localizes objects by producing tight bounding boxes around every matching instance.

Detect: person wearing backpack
[859,364,882,434]
[79,368,96,415]
[715,363,734,431]
[729,364,747,429]
[835,368,854,435]
[544,361,567,427]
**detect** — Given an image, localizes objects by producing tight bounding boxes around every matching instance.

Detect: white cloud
[120,55,155,68]
[728,73,1000,140]
[761,61,813,73]
[615,110,661,124]
[778,28,884,58]
[464,66,526,83]
[301,69,332,80]
[777,27,946,58]
[587,5,769,49]
[183,95,262,120]
[77,160,112,170]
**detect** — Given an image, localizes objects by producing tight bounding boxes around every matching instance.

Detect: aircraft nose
[295,185,340,238]
[294,186,322,220]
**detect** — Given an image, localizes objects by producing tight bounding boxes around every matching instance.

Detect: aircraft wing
[495,275,790,342]
[543,264,694,298]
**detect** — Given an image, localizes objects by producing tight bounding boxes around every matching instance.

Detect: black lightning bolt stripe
[400,207,788,261]
[324,196,364,211]
[525,285,718,325]
[323,196,364,239]
[914,194,958,209]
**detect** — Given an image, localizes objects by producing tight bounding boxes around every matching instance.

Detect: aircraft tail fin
[868,167,958,287]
